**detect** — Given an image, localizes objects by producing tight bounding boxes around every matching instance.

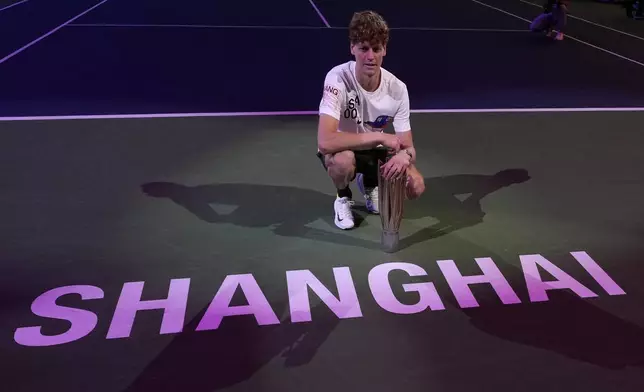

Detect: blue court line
[0,0,28,13]
[0,0,112,66]
[518,0,644,42]
[308,0,330,28]
[470,0,644,68]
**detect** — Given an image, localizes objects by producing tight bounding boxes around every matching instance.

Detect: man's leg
[552,4,567,40]
[355,149,387,214]
[530,12,552,33]
[317,150,357,230]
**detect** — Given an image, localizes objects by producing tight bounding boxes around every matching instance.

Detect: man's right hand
[380,133,401,153]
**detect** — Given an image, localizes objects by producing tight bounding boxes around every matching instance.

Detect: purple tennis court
[1,1,644,391]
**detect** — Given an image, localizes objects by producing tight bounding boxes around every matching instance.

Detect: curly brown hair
[348,10,390,47]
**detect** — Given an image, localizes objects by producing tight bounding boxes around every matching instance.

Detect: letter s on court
[14,285,104,347]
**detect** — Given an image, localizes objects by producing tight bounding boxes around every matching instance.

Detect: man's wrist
[398,148,413,160]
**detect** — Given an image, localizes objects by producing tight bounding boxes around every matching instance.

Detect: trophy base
[381,230,400,253]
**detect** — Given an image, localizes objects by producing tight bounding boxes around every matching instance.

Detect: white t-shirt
[319,61,411,134]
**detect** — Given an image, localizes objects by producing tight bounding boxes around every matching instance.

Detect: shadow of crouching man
[141,181,380,249]
[121,299,341,391]
[400,168,531,248]
[140,168,530,251]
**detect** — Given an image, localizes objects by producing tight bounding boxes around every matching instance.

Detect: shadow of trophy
[377,157,407,253]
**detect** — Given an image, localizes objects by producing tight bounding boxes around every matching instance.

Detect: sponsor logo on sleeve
[324,85,339,96]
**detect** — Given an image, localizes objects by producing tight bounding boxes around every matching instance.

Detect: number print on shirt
[344,96,360,120]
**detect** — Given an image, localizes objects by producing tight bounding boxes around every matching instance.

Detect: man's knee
[406,168,425,200]
[326,150,356,177]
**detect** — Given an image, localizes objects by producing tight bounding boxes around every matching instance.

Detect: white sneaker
[334,196,355,230]
[356,173,379,214]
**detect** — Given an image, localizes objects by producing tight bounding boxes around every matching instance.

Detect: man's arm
[317,73,385,155]
[392,83,416,163]
[395,129,416,164]
[317,114,385,155]
[379,83,416,180]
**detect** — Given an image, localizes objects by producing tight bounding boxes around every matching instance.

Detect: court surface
[2,1,644,391]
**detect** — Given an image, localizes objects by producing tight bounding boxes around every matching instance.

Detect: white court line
[469,0,644,68]
[0,0,28,13]
[68,23,331,29]
[2,107,644,122]
[390,27,529,32]
[411,107,644,113]
[518,0,644,42]
[67,23,530,33]
[0,0,111,66]
[308,0,330,28]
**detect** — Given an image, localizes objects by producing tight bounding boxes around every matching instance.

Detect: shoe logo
[337,213,343,221]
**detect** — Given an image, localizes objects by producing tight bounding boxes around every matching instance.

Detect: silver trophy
[377,159,406,253]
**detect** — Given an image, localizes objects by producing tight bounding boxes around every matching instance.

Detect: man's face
[351,41,386,77]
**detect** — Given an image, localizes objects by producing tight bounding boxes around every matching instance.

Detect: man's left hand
[380,150,411,180]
